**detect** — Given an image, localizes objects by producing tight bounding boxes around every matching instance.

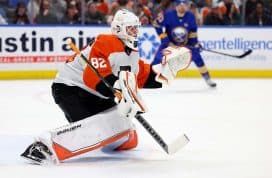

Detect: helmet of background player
[111,9,141,50]
[175,0,189,14]
[175,0,189,5]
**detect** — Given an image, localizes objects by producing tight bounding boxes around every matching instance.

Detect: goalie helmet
[111,9,141,50]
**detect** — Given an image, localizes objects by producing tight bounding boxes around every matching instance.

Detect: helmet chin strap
[124,46,132,55]
[122,37,138,50]
[132,41,138,49]
[116,37,135,55]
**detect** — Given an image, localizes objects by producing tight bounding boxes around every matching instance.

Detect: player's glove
[152,46,192,85]
[114,71,147,119]
[189,43,203,52]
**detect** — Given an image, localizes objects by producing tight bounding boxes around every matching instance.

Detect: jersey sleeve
[153,10,170,50]
[152,10,166,36]
[137,60,162,89]
[83,36,118,97]
[187,13,199,46]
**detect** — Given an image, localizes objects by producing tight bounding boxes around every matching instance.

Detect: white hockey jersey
[54,34,151,98]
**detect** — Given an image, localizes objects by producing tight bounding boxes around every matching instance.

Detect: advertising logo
[138,32,160,62]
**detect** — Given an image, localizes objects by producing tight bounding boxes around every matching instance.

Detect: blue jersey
[152,7,214,85]
[152,9,205,67]
[155,9,198,47]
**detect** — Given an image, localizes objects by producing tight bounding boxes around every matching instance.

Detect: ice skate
[205,79,217,88]
[21,141,56,165]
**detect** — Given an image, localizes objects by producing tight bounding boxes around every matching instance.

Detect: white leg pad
[40,107,134,160]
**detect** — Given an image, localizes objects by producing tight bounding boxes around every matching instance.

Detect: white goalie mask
[111,9,141,50]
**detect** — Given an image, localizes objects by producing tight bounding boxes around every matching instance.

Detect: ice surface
[0,79,272,178]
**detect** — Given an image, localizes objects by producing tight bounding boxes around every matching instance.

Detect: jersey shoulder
[96,34,121,45]
[185,11,196,19]
[94,34,125,54]
[164,9,177,18]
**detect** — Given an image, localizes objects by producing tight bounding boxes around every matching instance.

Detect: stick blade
[238,49,252,58]
[166,134,190,154]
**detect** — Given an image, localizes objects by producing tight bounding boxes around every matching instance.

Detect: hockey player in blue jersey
[152,0,216,87]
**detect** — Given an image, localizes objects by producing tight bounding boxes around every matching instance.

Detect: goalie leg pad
[32,107,135,161]
[114,130,138,151]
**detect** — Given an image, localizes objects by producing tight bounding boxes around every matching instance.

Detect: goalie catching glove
[114,71,147,119]
[153,46,192,85]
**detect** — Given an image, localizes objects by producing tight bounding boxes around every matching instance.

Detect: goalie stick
[202,48,252,58]
[66,38,189,154]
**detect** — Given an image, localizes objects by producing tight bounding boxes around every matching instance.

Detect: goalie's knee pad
[114,130,138,151]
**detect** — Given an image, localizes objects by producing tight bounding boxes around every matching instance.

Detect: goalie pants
[51,83,116,123]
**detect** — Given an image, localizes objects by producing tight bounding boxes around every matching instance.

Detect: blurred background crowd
[0,0,271,26]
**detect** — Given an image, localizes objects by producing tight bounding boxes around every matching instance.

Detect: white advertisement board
[0,26,111,71]
[199,27,272,70]
[0,26,271,76]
